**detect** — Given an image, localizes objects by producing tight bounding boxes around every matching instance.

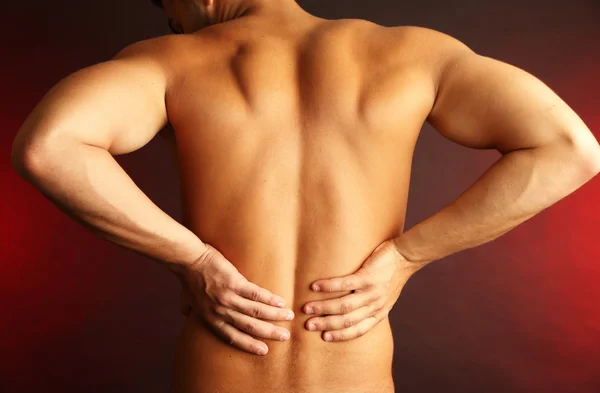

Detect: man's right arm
[392,28,600,265]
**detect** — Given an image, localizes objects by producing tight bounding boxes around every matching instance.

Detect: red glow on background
[2,1,600,392]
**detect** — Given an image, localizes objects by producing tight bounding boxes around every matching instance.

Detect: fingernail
[324,333,333,342]
[305,306,314,315]
[277,302,285,308]
[280,332,290,341]
[309,323,316,331]
[286,312,294,321]
[258,346,268,355]
[313,285,320,291]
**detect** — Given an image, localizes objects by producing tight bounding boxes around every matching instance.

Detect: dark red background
[2,1,599,392]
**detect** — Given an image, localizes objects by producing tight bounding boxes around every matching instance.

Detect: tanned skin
[12,0,600,392]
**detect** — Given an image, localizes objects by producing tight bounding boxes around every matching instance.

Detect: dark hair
[151,0,164,9]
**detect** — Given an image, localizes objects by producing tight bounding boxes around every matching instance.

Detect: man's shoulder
[361,25,473,79]
[114,35,174,59]
[113,34,211,60]
[111,34,226,78]
[382,25,464,46]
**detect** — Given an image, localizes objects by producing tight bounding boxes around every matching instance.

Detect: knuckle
[339,302,352,314]
[243,322,255,334]
[369,291,381,303]
[367,302,377,314]
[213,305,228,316]
[216,319,228,331]
[250,289,261,301]
[226,278,240,290]
[250,307,262,318]
[217,292,232,306]
[343,318,354,328]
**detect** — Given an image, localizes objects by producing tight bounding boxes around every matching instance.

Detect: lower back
[171,301,395,393]
[169,122,407,391]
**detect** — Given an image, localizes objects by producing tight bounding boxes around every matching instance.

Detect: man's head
[151,0,218,34]
[151,0,304,35]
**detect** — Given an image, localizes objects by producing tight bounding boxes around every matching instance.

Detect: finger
[303,292,376,315]
[235,279,287,308]
[215,306,291,342]
[228,293,295,321]
[207,316,270,356]
[311,274,371,293]
[305,304,373,331]
[322,313,385,342]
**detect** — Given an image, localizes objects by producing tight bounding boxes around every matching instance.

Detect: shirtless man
[11,0,600,392]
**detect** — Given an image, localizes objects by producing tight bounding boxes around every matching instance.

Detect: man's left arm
[300,27,600,342]
[11,39,208,268]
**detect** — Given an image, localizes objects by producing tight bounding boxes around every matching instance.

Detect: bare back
[160,18,436,393]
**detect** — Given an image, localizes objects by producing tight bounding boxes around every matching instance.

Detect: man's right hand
[173,243,295,356]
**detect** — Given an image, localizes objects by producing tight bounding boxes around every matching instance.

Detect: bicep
[17,44,168,156]
[427,41,591,155]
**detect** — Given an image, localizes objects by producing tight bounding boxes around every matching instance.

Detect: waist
[171,312,395,393]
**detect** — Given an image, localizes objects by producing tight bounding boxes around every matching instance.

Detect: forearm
[13,137,207,269]
[394,142,600,264]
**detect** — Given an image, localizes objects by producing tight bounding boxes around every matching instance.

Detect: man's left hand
[302,239,428,342]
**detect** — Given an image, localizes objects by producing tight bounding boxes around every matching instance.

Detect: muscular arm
[393,28,600,264]
[11,38,207,269]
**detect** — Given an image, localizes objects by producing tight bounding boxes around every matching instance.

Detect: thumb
[358,240,398,272]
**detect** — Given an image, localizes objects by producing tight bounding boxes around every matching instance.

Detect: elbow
[11,134,54,179]
[581,152,600,178]
[12,144,41,179]
[12,122,38,177]
[569,145,600,180]
[572,140,600,178]
[556,128,600,178]
[11,136,33,178]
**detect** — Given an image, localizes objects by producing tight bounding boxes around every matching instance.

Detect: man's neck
[215,1,252,23]
[212,0,311,26]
